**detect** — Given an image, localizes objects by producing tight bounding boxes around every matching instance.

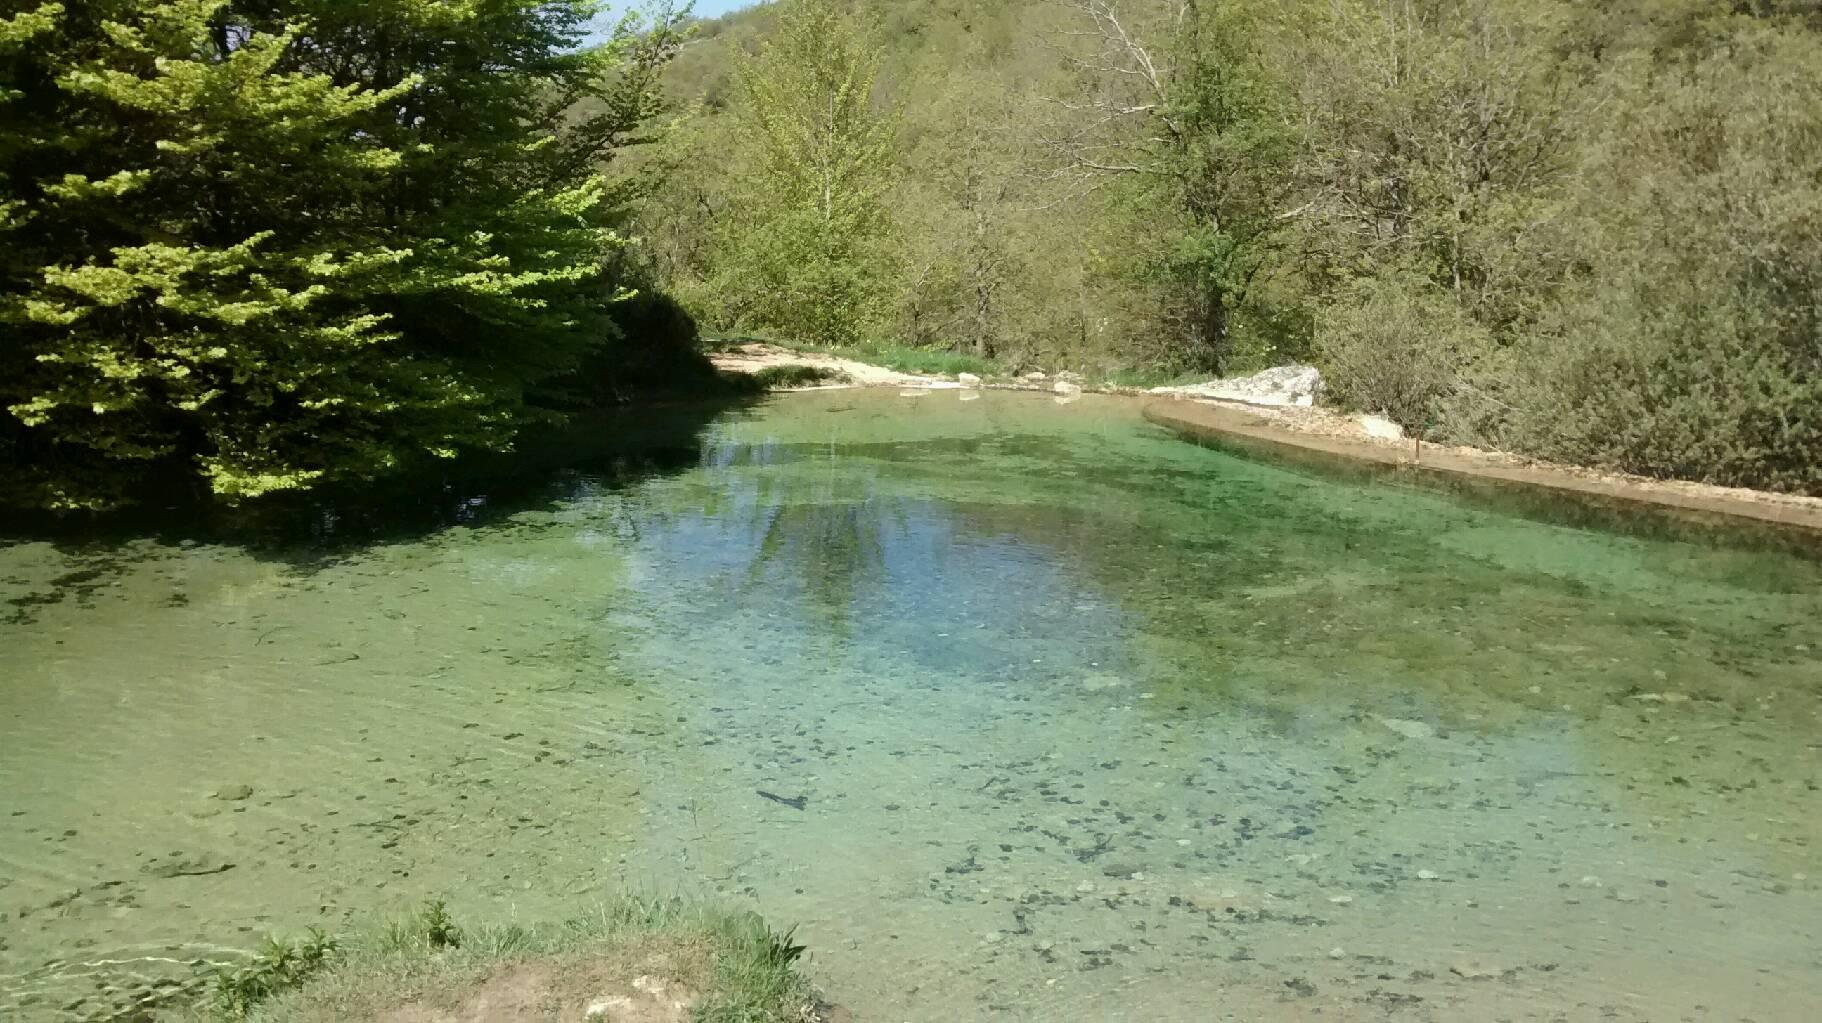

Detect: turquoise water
[2,389,1820,1021]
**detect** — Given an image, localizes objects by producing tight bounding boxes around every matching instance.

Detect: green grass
[175,897,817,1023]
[206,931,340,1021]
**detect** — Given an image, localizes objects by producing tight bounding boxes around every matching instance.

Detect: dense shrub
[1479,24,1822,491]
[573,288,728,401]
[1315,275,1495,433]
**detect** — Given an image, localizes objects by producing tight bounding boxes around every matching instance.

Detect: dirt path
[709,343,948,388]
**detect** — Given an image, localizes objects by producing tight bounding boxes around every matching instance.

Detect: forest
[4,0,1820,508]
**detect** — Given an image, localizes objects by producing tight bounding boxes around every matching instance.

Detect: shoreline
[708,341,1822,538]
[1143,397,1822,539]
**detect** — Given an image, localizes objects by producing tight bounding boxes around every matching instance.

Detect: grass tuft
[375,898,462,955]
[177,896,818,1023]
[208,930,339,1021]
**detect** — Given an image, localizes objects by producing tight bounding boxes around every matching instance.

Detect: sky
[599,0,756,25]
[586,1,756,44]
[679,0,756,16]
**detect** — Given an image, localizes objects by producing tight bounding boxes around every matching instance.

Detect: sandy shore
[709,343,944,388]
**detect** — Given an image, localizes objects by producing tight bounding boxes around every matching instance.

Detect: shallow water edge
[3,389,1819,1022]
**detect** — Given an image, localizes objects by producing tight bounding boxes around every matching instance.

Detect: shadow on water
[0,396,760,623]
[1154,415,1822,562]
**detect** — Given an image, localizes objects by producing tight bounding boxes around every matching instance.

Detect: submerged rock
[141,852,234,879]
[1374,716,1436,740]
[213,784,254,801]
[1283,977,1318,997]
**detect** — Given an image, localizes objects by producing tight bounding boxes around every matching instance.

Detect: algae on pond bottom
[3,389,1820,1022]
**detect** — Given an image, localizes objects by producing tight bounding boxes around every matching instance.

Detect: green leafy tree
[891,63,1034,360]
[709,0,898,347]
[0,0,685,509]
[1051,0,1299,373]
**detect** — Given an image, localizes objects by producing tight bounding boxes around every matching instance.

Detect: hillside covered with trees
[640,0,1822,494]
[3,0,1819,508]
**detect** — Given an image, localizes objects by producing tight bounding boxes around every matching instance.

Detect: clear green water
[3,390,1821,1022]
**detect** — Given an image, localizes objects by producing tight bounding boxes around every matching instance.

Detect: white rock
[585,996,636,1020]
[632,976,681,1004]
[1149,365,1323,407]
[1358,414,1405,441]
[1023,371,1048,382]
[957,372,982,387]
[1416,869,1440,881]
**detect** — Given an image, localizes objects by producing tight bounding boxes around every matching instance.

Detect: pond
[3,389,1820,1022]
